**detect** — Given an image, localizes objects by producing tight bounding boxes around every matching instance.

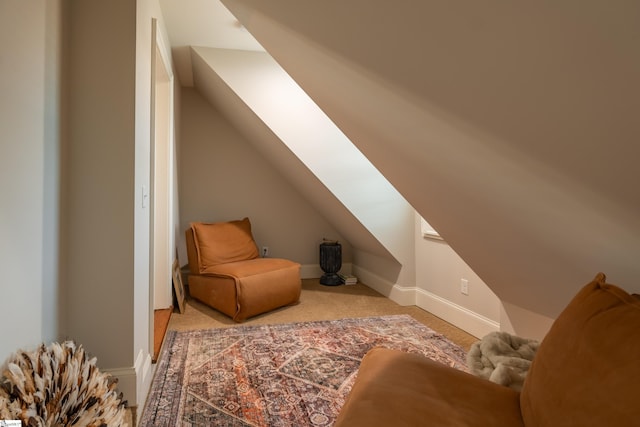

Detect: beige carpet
[129,278,479,426]
[169,278,478,350]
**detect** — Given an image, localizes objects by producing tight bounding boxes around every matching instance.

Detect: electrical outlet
[261,246,269,258]
[460,278,469,295]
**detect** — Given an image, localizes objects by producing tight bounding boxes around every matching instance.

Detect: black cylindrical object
[319,241,342,286]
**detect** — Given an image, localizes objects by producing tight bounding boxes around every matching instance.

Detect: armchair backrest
[520,273,640,426]
[186,218,260,274]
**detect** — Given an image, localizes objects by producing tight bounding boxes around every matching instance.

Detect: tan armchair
[185,217,301,322]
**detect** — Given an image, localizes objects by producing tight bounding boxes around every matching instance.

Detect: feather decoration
[0,341,127,426]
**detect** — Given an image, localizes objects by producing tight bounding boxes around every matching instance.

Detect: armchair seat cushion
[192,258,301,321]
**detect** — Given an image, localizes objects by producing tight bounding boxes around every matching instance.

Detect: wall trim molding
[351,265,415,306]
[388,284,417,306]
[352,264,499,338]
[415,288,500,339]
[103,349,154,408]
[352,265,394,296]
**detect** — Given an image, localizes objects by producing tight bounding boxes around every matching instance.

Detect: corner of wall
[500,300,554,341]
[103,349,154,409]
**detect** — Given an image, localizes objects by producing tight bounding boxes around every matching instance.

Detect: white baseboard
[353,265,499,339]
[415,288,499,339]
[103,349,154,408]
[351,265,415,306]
[351,265,394,295]
[136,350,154,409]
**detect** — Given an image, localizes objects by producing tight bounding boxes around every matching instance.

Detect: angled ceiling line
[191,47,417,277]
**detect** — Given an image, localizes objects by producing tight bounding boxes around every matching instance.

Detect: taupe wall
[223,0,640,321]
[65,0,137,371]
[1,1,50,358]
[178,88,351,270]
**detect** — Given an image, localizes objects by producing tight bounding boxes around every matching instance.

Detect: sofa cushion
[334,348,524,427]
[520,273,640,426]
[191,218,259,271]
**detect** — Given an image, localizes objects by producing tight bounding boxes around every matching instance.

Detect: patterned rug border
[141,314,467,426]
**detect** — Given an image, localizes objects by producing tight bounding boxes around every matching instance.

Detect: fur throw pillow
[0,341,126,426]
[467,331,539,391]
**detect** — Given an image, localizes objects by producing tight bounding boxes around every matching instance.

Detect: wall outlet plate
[460,278,469,295]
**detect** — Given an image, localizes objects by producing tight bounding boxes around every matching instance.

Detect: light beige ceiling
[159,0,263,86]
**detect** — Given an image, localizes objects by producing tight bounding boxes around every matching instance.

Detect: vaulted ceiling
[159,0,640,318]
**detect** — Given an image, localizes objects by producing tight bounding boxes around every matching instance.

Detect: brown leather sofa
[185,218,301,322]
[334,273,640,426]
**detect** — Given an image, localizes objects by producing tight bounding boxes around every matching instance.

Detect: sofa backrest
[187,218,259,274]
[520,273,640,426]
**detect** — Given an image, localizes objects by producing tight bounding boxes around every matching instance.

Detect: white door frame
[149,18,176,346]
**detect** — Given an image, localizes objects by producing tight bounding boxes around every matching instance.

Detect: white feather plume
[0,341,127,426]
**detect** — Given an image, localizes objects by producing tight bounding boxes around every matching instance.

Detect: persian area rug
[140,315,467,427]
